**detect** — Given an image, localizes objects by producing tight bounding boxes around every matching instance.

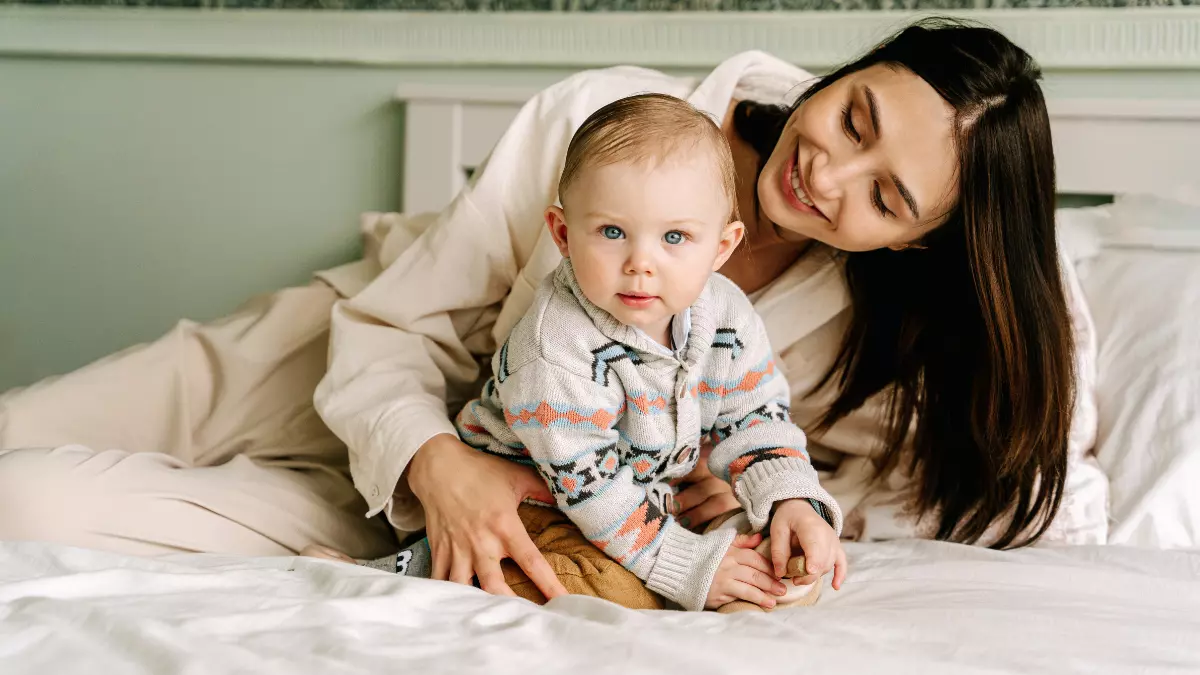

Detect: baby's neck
[644,318,672,350]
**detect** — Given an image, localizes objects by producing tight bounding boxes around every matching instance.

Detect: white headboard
[396,85,1200,216]
[391,8,1200,215]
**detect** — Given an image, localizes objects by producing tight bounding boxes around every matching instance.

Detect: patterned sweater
[455,259,843,611]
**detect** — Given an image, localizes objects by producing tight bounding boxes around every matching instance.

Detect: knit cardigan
[455,258,842,611]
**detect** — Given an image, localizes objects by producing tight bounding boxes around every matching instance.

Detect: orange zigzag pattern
[626,392,669,415]
[691,360,776,399]
[595,502,664,563]
[728,447,808,483]
[504,402,623,430]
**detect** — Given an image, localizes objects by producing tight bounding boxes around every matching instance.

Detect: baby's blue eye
[664,231,684,245]
[602,226,624,240]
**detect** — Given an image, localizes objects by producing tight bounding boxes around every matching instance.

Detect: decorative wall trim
[2,6,1199,70]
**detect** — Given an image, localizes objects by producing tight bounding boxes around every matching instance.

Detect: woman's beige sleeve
[314,66,693,534]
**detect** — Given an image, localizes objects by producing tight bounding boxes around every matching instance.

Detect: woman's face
[758,64,959,252]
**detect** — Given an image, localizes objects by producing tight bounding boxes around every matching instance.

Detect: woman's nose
[807,150,869,203]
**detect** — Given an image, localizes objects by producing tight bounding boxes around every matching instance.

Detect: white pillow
[1097,194,1200,252]
[1069,196,1200,549]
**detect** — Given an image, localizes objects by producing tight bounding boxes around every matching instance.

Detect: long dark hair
[736,18,1074,548]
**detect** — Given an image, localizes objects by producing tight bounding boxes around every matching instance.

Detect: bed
[4,12,1200,674]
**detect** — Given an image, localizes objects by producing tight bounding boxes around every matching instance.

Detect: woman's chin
[758,186,820,246]
[772,223,812,244]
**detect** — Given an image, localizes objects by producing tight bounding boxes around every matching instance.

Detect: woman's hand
[704,533,787,610]
[407,433,568,600]
[672,443,739,531]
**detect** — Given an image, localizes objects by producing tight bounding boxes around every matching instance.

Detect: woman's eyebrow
[865,86,882,138]
[892,173,920,221]
[866,85,921,220]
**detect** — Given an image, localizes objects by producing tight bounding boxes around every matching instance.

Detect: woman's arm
[313,65,695,595]
[404,433,568,596]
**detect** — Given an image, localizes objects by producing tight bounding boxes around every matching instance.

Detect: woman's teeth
[790,165,816,208]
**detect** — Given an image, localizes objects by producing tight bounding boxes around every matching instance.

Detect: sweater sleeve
[706,314,844,536]
[498,358,735,612]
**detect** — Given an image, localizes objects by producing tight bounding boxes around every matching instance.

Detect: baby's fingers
[769,520,792,577]
[735,562,787,597]
[731,532,764,550]
[728,580,778,610]
[732,548,775,578]
[832,545,848,591]
[798,537,835,577]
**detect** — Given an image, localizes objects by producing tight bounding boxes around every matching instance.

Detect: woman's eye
[664,231,684,245]
[841,102,861,143]
[602,226,624,240]
[872,182,894,218]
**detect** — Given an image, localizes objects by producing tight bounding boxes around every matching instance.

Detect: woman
[0,19,1106,599]
[314,16,1106,598]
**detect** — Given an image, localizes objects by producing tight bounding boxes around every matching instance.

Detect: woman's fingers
[507,460,555,504]
[502,524,568,599]
[448,544,475,586]
[470,539,517,597]
[674,478,730,514]
[677,492,741,531]
[430,533,451,582]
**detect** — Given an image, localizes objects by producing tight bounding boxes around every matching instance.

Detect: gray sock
[358,538,433,577]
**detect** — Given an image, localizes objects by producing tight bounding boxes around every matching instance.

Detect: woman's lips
[781,153,826,219]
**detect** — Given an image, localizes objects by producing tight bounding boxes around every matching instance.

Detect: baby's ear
[713,220,746,271]
[545,205,570,258]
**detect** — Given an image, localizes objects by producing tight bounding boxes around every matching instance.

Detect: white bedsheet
[3,541,1198,674]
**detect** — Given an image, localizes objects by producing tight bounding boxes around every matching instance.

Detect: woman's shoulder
[728,51,816,106]
[528,51,811,121]
[527,65,694,120]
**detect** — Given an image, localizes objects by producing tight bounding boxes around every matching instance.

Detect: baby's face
[548,153,743,344]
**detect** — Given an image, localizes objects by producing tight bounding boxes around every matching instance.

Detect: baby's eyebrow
[582,210,626,222]
[662,218,708,228]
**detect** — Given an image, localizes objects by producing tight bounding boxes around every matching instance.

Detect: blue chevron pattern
[712,328,744,359]
[590,341,641,386]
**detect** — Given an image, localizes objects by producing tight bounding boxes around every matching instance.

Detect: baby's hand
[770,499,847,590]
[704,533,788,610]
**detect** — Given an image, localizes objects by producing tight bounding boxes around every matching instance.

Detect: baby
[312,94,845,612]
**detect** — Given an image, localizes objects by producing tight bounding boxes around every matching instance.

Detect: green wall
[0,58,408,390]
[0,56,596,392]
[0,52,1188,392]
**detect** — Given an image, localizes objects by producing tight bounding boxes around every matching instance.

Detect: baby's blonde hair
[558,93,740,223]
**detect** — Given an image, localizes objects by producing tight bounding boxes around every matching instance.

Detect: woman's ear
[712,220,747,271]
[545,205,570,258]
